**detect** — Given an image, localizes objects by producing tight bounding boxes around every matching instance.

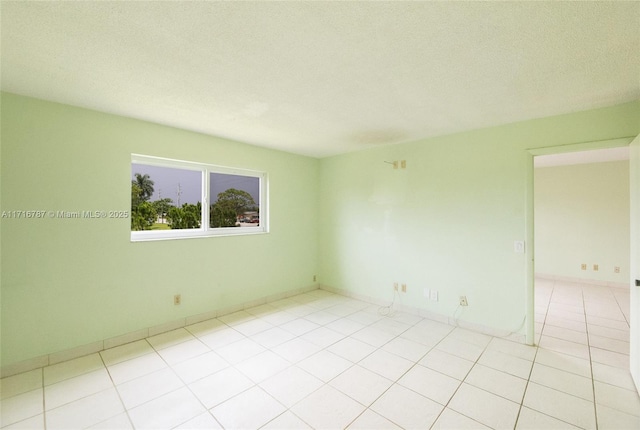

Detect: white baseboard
[535,273,629,289]
[1,284,319,378]
[319,285,527,344]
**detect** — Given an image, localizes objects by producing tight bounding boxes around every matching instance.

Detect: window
[131,154,267,241]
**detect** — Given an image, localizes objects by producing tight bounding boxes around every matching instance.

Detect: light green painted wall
[535,161,630,283]
[2,92,638,367]
[0,93,319,366]
[318,101,640,334]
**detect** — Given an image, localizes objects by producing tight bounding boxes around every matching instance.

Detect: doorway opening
[531,146,631,370]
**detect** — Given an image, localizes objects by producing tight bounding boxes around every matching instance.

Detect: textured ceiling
[1,1,639,158]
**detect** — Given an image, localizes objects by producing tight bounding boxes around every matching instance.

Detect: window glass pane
[131,164,202,231]
[209,173,260,228]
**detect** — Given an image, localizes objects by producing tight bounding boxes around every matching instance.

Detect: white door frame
[628,133,639,393]
[524,136,635,346]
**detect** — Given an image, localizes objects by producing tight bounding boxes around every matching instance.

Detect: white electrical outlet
[430,290,438,301]
[459,296,468,306]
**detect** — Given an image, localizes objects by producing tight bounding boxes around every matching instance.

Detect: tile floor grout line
[583,285,599,430]
[609,284,632,328]
[40,367,47,430]
[116,330,225,428]
[96,348,136,430]
[425,328,494,429]
[3,283,637,429]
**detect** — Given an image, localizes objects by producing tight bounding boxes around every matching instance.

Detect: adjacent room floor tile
[591,362,637,391]
[590,347,630,369]
[529,362,593,401]
[523,382,596,429]
[515,406,581,429]
[538,336,590,361]
[533,348,591,378]
[595,404,640,430]
[593,381,640,417]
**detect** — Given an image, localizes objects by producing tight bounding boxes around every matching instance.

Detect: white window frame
[131,154,268,242]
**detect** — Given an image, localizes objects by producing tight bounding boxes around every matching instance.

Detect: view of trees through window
[131,164,260,232]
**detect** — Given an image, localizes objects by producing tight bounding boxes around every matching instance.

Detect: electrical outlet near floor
[174,294,181,305]
[614,266,620,273]
[593,264,599,271]
[459,296,468,306]
[401,283,407,293]
[393,282,399,291]
[581,263,587,270]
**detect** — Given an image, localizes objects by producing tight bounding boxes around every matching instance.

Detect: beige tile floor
[1,279,639,429]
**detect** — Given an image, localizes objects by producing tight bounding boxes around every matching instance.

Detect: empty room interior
[1,2,639,430]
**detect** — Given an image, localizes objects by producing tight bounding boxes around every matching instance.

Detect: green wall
[2,92,639,368]
[318,101,640,334]
[0,93,319,367]
[535,161,630,283]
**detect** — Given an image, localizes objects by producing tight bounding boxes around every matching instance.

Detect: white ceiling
[1,1,639,158]
[534,146,630,168]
